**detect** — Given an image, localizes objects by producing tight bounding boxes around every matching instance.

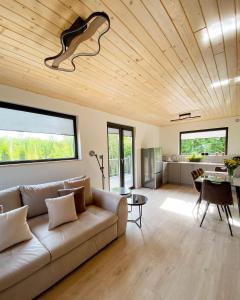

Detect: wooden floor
[38,184,240,300]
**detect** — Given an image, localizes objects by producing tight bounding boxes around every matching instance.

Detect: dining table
[195,171,240,216]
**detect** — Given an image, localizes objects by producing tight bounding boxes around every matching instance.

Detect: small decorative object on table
[224,158,240,177]
[188,153,203,162]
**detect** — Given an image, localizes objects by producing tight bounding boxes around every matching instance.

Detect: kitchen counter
[163,161,224,166]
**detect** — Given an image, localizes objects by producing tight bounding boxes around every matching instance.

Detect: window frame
[179,127,228,155]
[0,101,78,165]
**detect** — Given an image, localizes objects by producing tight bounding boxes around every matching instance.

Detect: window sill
[0,158,82,168]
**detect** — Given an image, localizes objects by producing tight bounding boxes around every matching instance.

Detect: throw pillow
[0,187,22,213]
[58,186,86,213]
[20,181,64,218]
[64,177,92,205]
[0,206,32,252]
[45,193,78,230]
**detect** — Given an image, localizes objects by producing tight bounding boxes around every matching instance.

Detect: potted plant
[224,158,240,177]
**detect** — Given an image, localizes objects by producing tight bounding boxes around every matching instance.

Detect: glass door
[123,129,134,189]
[107,127,121,191]
[107,123,134,191]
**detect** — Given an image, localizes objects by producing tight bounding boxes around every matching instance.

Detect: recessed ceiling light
[234,76,240,82]
[202,17,236,43]
[211,79,230,88]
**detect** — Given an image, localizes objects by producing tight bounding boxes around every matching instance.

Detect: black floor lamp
[89,150,105,190]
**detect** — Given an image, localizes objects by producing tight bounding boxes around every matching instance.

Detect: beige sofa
[0,178,128,300]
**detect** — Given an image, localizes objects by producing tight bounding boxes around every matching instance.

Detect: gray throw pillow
[0,187,22,213]
[20,181,64,218]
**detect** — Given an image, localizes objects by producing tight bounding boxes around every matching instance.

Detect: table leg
[128,205,132,213]
[128,205,143,228]
[236,187,240,217]
[139,205,143,228]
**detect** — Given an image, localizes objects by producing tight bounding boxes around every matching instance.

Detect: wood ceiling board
[103,0,200,109]
[218,0,237,113]
[121,0,203,110]
[0,0,239,125]
[180,0,205,32]
[6,0,191,113]
[142,0,216,113]
[161,0,222,111]
[57,0,201,111]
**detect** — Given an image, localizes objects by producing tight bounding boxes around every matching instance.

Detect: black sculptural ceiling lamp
[44,12,110,72]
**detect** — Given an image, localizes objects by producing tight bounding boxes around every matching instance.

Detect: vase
[228,168,234,177]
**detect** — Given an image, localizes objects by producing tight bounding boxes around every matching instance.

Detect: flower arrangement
[224,158,240,176]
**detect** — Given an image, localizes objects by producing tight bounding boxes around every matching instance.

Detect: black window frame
[0,101,78,165]
[179,127,228,155]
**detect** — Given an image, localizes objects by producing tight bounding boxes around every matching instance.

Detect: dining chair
[191,170,202,213]
[200,180,234,236]
[197,168,204,176]
[215,166,227,172]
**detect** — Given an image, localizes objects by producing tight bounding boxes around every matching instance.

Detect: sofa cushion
[64,177,92,205]
[20,181,64,218]
[0,234,50,292]
[0,206,33,253]
[28,205,118,261]
[0,187,22,213]
[67,175,86,181]
[45,193,78,230]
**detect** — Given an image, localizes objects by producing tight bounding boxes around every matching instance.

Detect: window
[180,127,228,155]
[0,102,78,164]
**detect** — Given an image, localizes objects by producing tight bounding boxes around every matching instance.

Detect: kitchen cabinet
[167,163,181,184]
[164,162,225,185]
[180,163,195,185]
[162,162,168,184]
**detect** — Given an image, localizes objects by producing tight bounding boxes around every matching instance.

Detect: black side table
[127,194,148,228]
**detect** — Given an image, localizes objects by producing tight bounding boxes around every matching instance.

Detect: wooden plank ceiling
[0,0,239,126]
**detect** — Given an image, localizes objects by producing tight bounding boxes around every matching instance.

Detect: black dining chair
[197,168,204,176]
[191,170,202,213]
[215,166,227,172]
[200,180,234,236]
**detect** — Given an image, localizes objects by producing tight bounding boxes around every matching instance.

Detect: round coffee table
[127,194,148,228]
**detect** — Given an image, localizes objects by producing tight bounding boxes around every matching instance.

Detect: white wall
[160,117,240,155]
[0,85,161,190]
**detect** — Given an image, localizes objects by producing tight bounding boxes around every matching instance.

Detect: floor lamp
[89,150,105,190]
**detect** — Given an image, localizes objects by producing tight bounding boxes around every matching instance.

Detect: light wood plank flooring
[38,184,240,300]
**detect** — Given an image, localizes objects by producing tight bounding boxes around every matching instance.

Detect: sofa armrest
[92,188,128,237]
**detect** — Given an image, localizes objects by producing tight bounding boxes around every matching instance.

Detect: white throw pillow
[45,193,78,230]
[0,206,33,252]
